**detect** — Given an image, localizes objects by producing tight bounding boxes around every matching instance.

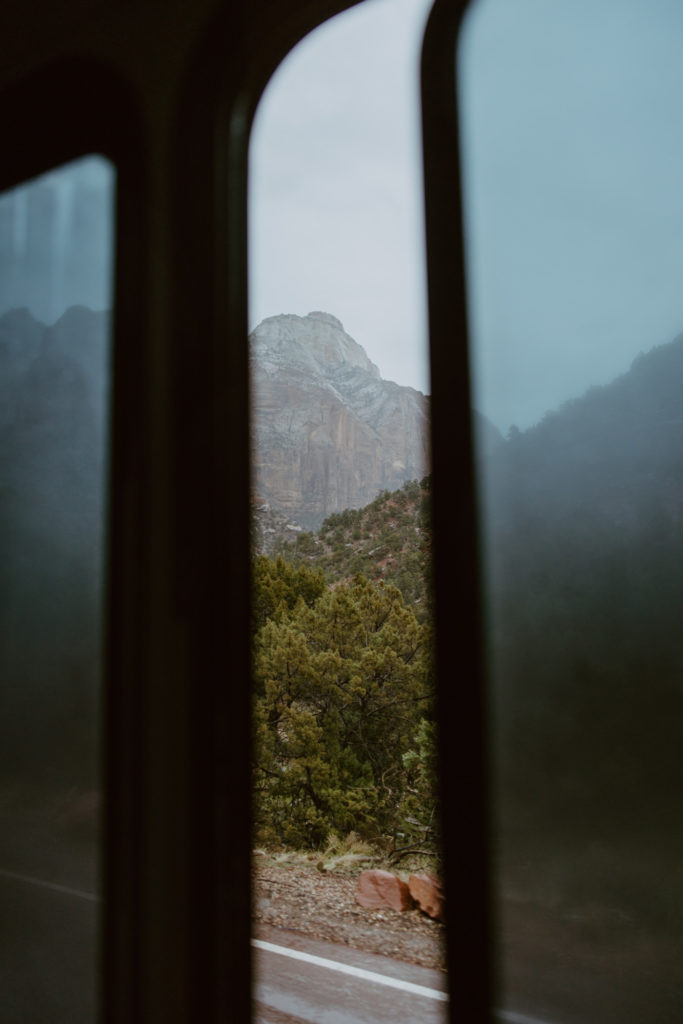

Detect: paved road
[1,866,451,1024]
[2,871,449,1024]
[252,925,560,1024]
[253,924,449,1024]
[0,868,97,1023]
[0,866,564,1024]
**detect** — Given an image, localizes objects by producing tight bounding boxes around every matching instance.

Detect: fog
[2,3,683,1019]
[461,0,683,433]
[0,156,112,1020]
[0,157,113,324]
[0,157,112,783]
[461,3,683,1016]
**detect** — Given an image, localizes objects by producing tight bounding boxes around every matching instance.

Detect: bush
[253,575,432,847]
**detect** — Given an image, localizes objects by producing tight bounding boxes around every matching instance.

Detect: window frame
[422,1,493,1018]
[0,56,152,1024]
[172,1,491,1017]
[0,2,492,1021]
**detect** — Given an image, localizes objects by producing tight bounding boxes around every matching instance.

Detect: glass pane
[0,156,114,1022]
[248,1,447,1021]
[459,1,683,1020]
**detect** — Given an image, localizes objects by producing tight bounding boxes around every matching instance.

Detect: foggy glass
[0,156,113,1021]
[460,1,683,1020]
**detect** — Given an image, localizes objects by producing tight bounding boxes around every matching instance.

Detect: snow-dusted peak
[250,312,381,380]
[307,311,344,331]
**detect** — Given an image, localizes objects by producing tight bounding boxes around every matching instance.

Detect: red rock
[408,873,445,922]
[355,869,413,912]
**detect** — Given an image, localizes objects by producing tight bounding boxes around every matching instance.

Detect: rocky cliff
[250,312,430,529]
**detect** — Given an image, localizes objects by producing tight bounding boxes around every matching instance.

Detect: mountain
[6,300,683,856]
[264,329,683,863]
[482,335,683,532]
[250,312,430,530]
[478,333,683,848]
[0,306,108,783]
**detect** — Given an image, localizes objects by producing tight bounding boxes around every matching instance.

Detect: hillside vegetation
[482,337,683,837]
[267,477,432,620]
[476,334,683,938]
[255,331,683,934]
[251,553,437,856]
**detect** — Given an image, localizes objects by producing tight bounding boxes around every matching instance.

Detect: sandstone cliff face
[250,312,429,529]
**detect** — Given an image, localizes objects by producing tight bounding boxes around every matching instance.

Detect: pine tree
[253,573,432,848]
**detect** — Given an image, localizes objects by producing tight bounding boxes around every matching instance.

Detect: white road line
[252,938,449,1002]
[253,939,558,1024]
[0,875,555,1024]
[0,867,98,903]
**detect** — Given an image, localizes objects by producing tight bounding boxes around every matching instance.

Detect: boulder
[408,873,445,922]
[356,869,413,912]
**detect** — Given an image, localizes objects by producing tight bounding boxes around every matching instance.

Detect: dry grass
[255,830,439,878]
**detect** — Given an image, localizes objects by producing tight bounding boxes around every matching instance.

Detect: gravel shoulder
[252,855,446,971]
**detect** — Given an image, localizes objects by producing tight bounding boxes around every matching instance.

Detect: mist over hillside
[3,302,682,1017]
[479,335,683,867]
[262,327,683,921]
[0,306,108,782]
[3,303,683,857]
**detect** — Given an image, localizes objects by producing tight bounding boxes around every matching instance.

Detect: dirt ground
[252,852,683,1022]
[252,854,446,971]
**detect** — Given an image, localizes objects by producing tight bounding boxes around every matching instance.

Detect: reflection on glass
[460,1,683,1020]
[248,2,446,1020]
[0,156,113,1021]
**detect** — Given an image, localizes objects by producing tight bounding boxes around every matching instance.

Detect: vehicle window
[459,1,683,1019]
[0,155,114,1022]
[247,2,448,1020]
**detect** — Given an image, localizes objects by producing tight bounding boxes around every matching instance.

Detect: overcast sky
[461,0,683,432]
[248,0,433,395]
[250,0,683,434]
[4,1,680,437]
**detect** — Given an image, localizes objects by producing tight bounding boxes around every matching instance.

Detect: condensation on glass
[0,156,114,1021]
[459,1,683,1020]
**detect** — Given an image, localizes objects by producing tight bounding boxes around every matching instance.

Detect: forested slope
[480,335,683,865]
[251,556,437,853]
[264,477,433,620]
[261,332,683,915]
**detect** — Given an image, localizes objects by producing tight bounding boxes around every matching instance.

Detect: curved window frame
[422,2,492,1018]
[0,2,490,1022]
[0,56,151,1024]
[172,0,490,1018]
